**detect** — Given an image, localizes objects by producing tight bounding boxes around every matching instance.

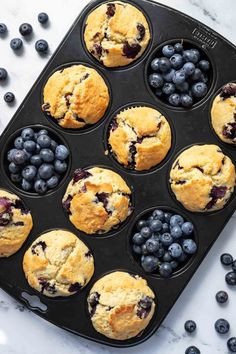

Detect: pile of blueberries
[148,41,211,108]
[6,127,69,194]
[132,209,197,278]
[0,13,49,103]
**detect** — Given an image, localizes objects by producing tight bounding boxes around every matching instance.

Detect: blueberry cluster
[132,209,197,278]
[220,253,236,286]
[148,42,211,108]
[7,127,69,194]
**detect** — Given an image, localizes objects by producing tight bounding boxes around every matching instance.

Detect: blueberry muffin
[62,167,132,234]
[170,145,235,212]
[84,1,150,67]
[87,271,155,340]
[0,189,33,257]
[211,83,236,144]
[108,106,171,171]
[42,64,110,129]
[23,230,94,297]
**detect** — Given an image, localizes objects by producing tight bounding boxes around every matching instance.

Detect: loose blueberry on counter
[10,38,23,50]
[227,337,236,353]
[0,23,7,34]
[184,320,197,333]
[4,92,15,103]
[221,253,233,266]
[19,23,32,36]
[225,271,236,286]
[185,346,200,354]
[215,290,228,304]
[38,12,49,24]
[232,260,236,272]
[0,68,8,81]
[214,318,230,334]
[35,39,48,53]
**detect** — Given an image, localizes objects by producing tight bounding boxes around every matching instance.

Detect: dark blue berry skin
[14,137,24,149]
[0,68,8,81]
[227,337,236,352]
[163,69,175,83]
[162,45,175,58]
[132,233,145,245]
[182,62,195,76]
[22,165,37,181]
[146,238,160,253]
[191,49,200,61]
[164,212,172,223]
[170,214,184,227]
[141,255,158,272]
[198,60,210,72]
[221,253,233,266]
[34,179,47,194]
[38,163,54,180]
[22,179,32,191]
[12,150,27,165]
[140,226,152,239]
[30,155,42,167]
[136,219,147,231]
[141,244,149,256]
[8,162,20,174]
[162,223,169,233]
[182,239,197,254]
[170,260,178,269]
[150,219,162,232]
[7,149,18,162]
[225,271,236,286]
[160,233,173,247]
[23,149,32,161]
[159,262,173,278]
[19,23,32,36]
[10,38,23,50]
[215,290,228,304]
[133,245,142,254]
[159,57,171,73]
[162,82,175,96]
[21,128,34,141]
[174,42,183,53]
[190,68,202,81]
[168,243,183,258]
[151,58,161,71]
[182,222,194,236]
[38,12,49,24]
[177,252,188,263]
[4,92,15,103]
[50,140,58,152]
[38,129,48,136]
[175,81,189,93]
[54,160,67,174]
[55,145,69,161]
[169,93,180,106]
[232,260,236,272]
[184,320,196,333]
[23,140,36,152]
[171,225,183,239]
[37,134,51,148]
[173,70,186,85]
[152,209,164,221]
[170,54,183,69]
[180,93,193,108]
[47,175,59,189]
[10,173,22,183]
[191,82,207,98]
[154,246,165,258]
[0,23,7,34]
[185,346,200,354]
[155,88,162,97]
[35,39,48,53]
[40,148,54,162]
[148,73,163,89]
[163,251,172,262]
[183,50,198,64]
[214,318,230,334]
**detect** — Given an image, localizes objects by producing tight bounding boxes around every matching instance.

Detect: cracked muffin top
[87,271,155,340]
[108,106,171,171]
[170,145,235,212]
[42,64,110,129]
[0,189,33,257]
[23,229,94,297]
[62,167,132,234]
[211,83,236,144]
[84,1,150,67]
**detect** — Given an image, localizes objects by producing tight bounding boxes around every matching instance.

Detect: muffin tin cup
[1,0,236,348]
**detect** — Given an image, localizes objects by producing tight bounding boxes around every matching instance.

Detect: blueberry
[37,134,51,148]
[35,144,41,153]
[12,149,27,165]
[22,165,37,181]
[55,145,69,161]
[184,320,196,333]
[154,246,164,258]
[35,39,48,53]
[171,225,182,239]
[182,239,197,254]
[174,42,183,53]
[169,93,180,106]
[150,58,161,71]
[141,244,149,255]
[54,160,67,174]
[4,92,15,103]
[0,23,7,34]
[162,45,175,58]
[180,93,193,108]
[163,69,175,83]
[225,271,236,286]
[163,251,172,262]
[170,54,183,70]
[190,68,202,81]
[38,163,54,180]
[177,252,188,263]
[215,290,228,304]
[8,162,20,174]
[198,60,210,72]
[38,129,48,136]
[221,253,233,266]
[136,219,147,231]
[147,216,154,226]
[10,38,23,50]
[185,346,200,354]
[21,128,34,141]
[159,57,171,73]
[140,226,152,239]
[227,337,236,352]
[38,12,49,24]
[132,233,145,245]
[19,23,32,36]
[133,245,142,254]
[150,219,162,232]
[183,50,198,63]
[152,209,164,221]
[182,222,194,236]
[10,173,22,183]
[162,222,169,233]
[141,255,158,272]
[34,179,47,194]
[215,318,230,334]
[7,149,18,162]
[30,155,42,167]
[14,137,24,149]
[191,82,207,98]
[22,179,32,191]
[170,214,184,227]
[232,260,236,272]
[155,88,162,97]
[148,73,163,89]
[170,260,178,269]
[0,68,8,81]
[159,262,173,278]
[162,82,175,96]
[200,73,208,84]
[164,212,172,223]
[175,81,189,93]
[47,175,59,189]
[23,140,36,152]
[160,233,173,247]
[190,49,200,61]
[173,70,186,85]
[182,62,195,76]
[168,243,182,258]
[40,148,54,162]
[50,140,58,152]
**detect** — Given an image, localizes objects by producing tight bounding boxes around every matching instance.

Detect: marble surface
[0,0,236,353]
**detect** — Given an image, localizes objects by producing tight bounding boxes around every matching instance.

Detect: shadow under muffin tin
[0,0,236,348]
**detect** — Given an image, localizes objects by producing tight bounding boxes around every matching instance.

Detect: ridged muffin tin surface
[0,0,236,348]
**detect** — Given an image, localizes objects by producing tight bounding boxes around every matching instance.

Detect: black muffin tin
[0,0,236,348]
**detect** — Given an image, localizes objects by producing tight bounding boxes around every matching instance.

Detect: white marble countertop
[0,1,236,353]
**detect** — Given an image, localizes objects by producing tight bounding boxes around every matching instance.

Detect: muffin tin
[0,0,236,348]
